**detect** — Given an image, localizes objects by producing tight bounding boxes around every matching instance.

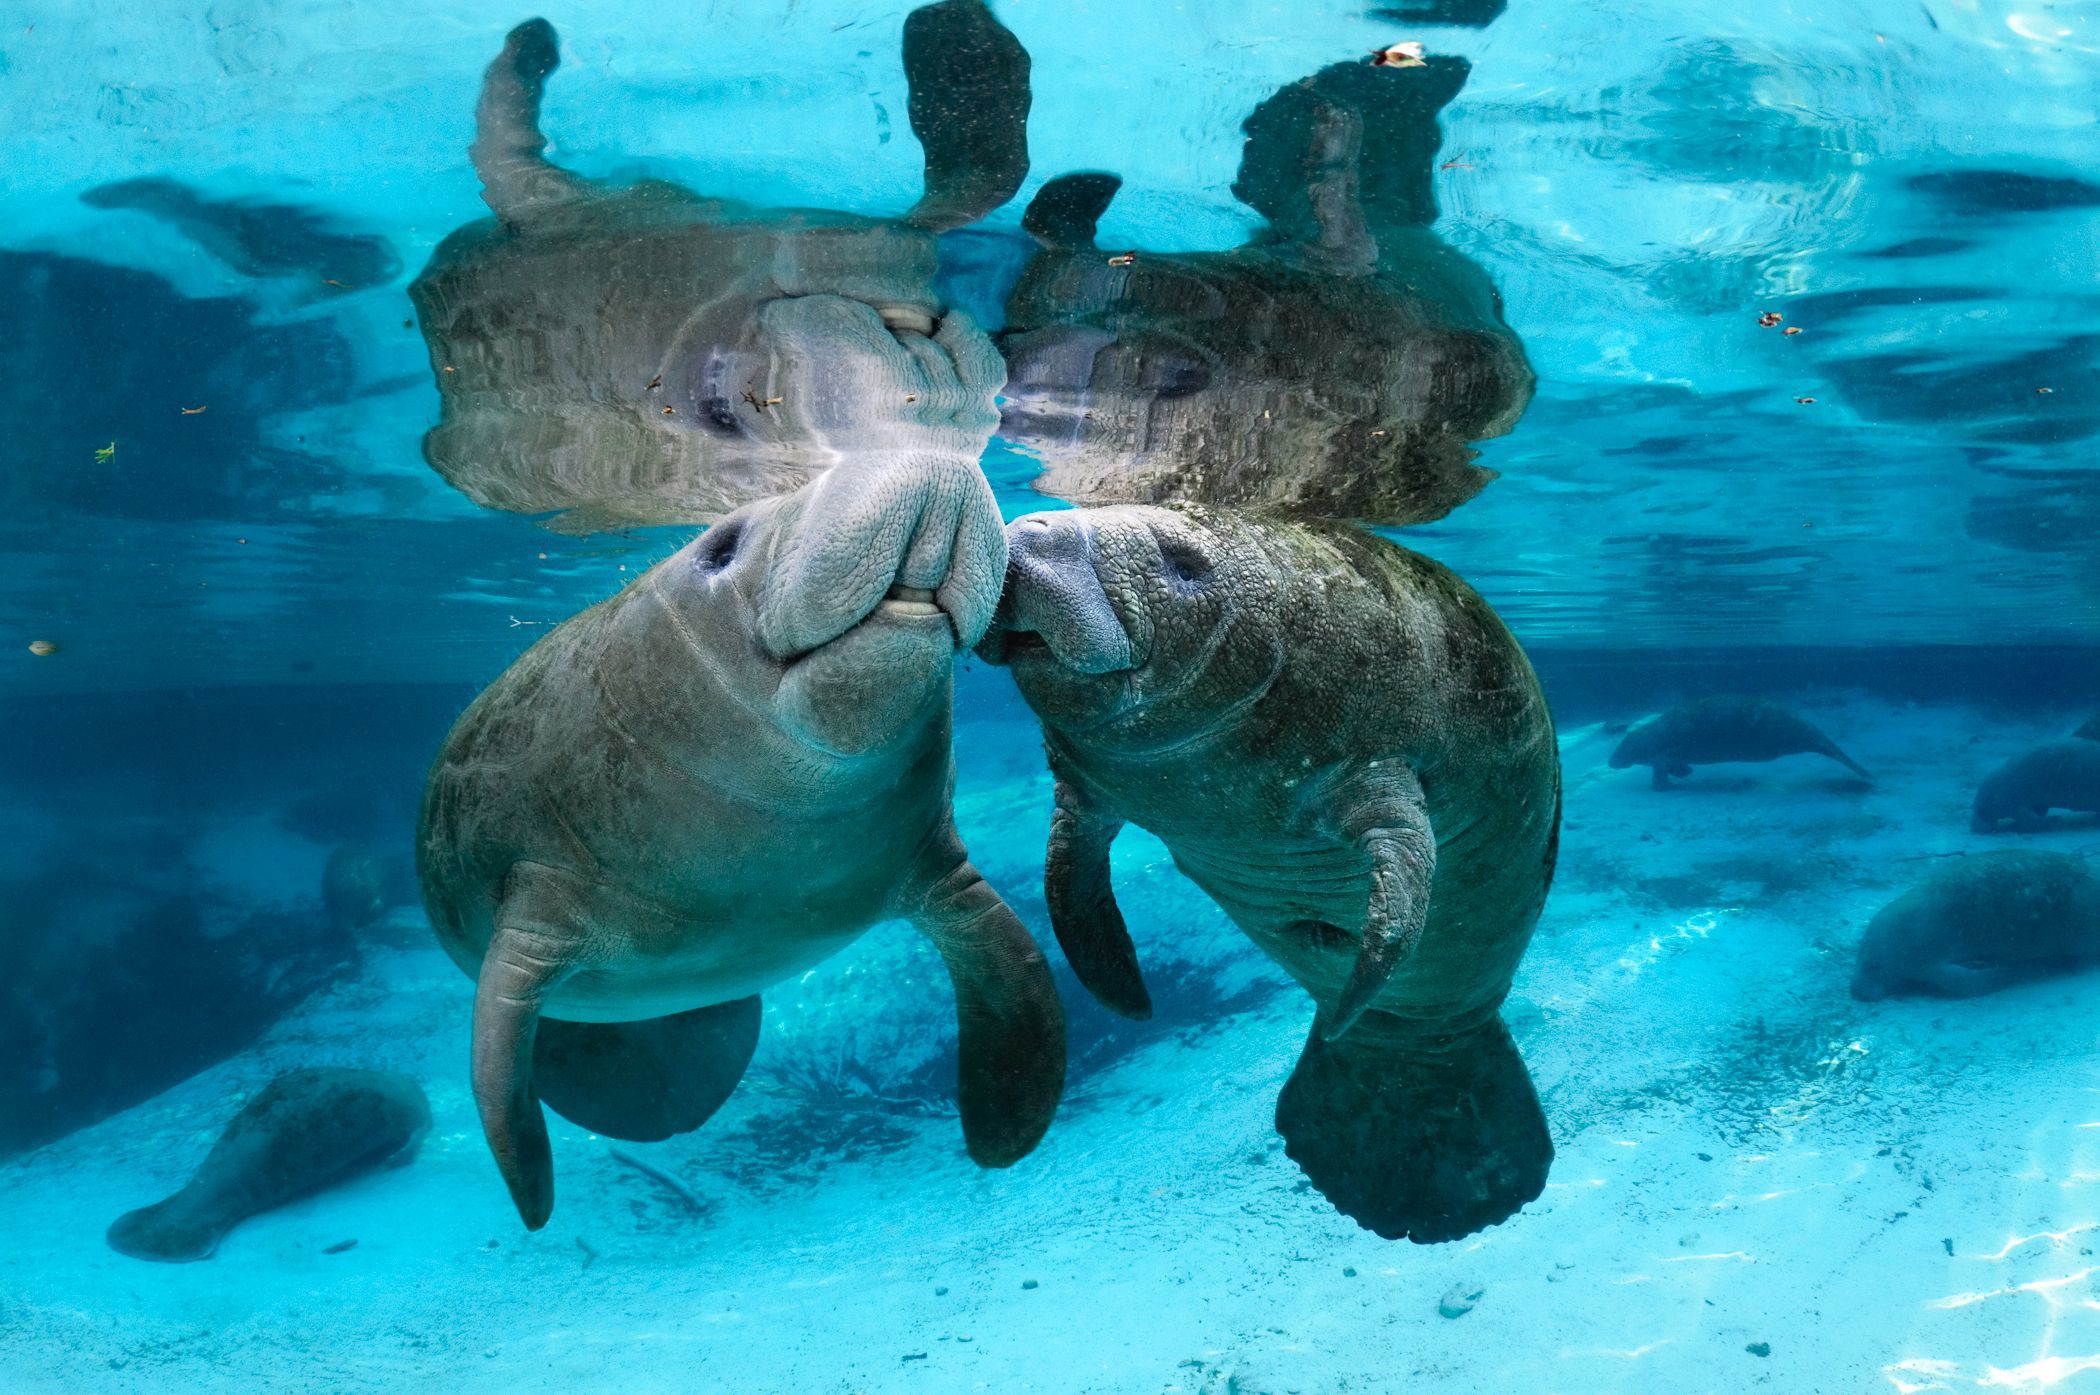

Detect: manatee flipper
[1045,778,1150,1019]
[1814,739,1873,781]
[1651,763,1680,789]
[1276,1012,1550,1244]
[1319,766,1437,1041]
[471,19,588,225]
[532,997,761,1142]
[901,0,1032,231]
[904,845,1065,1167]
[1022,173,1122,250]
[472,862,589,1229]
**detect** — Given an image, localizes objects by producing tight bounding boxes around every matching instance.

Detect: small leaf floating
[1371,41,1427,68]
[1107,253,1136,267]
[27,640,57,656]
[1758,312,1783,328]
[1783,327,1803,336]
[179,405,208,415]
[93,441,116,464]
[1795,396,1816,404]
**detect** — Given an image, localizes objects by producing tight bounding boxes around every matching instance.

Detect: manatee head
[656,452,1005,757]
[977,505,1286,749]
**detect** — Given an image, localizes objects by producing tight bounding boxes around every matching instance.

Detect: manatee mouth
[877,304,939,338]
[877,583,944,618]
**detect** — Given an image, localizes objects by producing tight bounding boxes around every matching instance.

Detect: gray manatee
[107,1068,429,1262]
[2072,712,2100,742]
[979,506,1560,1243]
[1852,851,2100,1000]
[1972,739,2100,832]
[1609,695,1870,789]
[417,455,1064,1228]
[408,1,1028,531]
[996,57,1532,525]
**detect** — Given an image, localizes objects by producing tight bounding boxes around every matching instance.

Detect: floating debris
[1370,40,1427,68]
[646,376,662,391]
[321,1239,358,1255]
[1439,159,1474,171]
[1758,312,1783,328]
[1107,252,1136,267]
[93,441,116,464]
[27,640,58,656]
[607,1146,707,1216]
[179,405,208,415]
[1746,1342,1771,1358]
[2038,386,2055,394]
[1783,326,1803,336]
[1795,396,1817,404]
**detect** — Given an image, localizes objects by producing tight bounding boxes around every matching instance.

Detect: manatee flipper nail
[901,0,1032,230]
[1276,1013,1550,1244]
[532,997,762,1143]
[106,1068,430,1263]
[472,863,587,1230]
[906,847,1066,1167]
[471,18,587,223]
[1045,778,1150,1019]
[1022,172,1122,250]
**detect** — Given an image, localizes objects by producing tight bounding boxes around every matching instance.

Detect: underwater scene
[2,0,2098,1390]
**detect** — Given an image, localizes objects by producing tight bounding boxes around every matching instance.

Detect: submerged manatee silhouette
[1609,696,1870,789]
[1971,739,2100,832]
[1853,851,2100,1000]
[106,1068,429,1263]
[997,57,1532,524]
[408,1,1029,531]
[417,455,1063,1229]
[981,506,1560,1243]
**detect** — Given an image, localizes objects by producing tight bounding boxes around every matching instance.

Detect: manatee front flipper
[1318,764,1437,1040]
[901,0,1032,230]
[1813,738,1873,781]
[1022,173,1122,250]
[1275,1011,1550,1244]
[533,997,761,1142]
[471,19,589,225]
[1045,777,1150,1019]
[902,839,1066,1166]
[472,861,591,1229]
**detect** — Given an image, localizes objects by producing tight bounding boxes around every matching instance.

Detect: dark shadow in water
[1967,473,2100,554]
[1853,236,1975,260]
[1819,336,2097,441]
[996,54,1532,524]
[0,250,356,521]
[1369,1,1507,25]
[1907,169,2100,215]
[80,177,400,294]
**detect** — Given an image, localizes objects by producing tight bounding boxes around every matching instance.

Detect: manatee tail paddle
[1819,740,1873,781]
[532,997,762,1143]
[1274,1011,1550,1244]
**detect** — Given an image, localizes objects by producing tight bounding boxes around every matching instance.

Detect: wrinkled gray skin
[418,456,1064,1228]
[981,506,1560,1243]
[997,58,1532,525]
[106,1068,430,1263]
[1972,739,2100,832]
[1853,851,2100,1001]
[409,2,1028,531]
[1610,695,1870,789]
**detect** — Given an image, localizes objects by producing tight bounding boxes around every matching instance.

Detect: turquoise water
[3,1,2098,1390]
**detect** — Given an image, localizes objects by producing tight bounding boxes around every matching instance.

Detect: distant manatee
[107,1068,429,1262]
[1852,851,2100,1001]
[1609,696,1870,789]
[2072,712,2100,743]
[997,56,1532,524]
[408,1,1029,532]
[80,177,399,293]
[1971,739,2100,832]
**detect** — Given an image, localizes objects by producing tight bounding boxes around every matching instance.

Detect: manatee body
[981,506,1560,1243]
[996,57,1531,525]
[2071,711,2100,743]
[1972,739,2100,832]
[409,3,1028,531]
[1609,696,1870,789]
[1852,851,2100,1000]
[418,457,1063,1228]
[106,1068,429,1263]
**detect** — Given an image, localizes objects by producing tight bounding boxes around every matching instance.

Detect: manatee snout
[983,514,1132,673]
[1848,968,1889,1002]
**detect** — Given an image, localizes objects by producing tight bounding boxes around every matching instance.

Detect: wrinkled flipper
[533,997,761,1142]
[1315,764,1437,1040]
[1814,740,1873,781]
[1275,1012,1550,1244]
[1022,172,1122,250]
[905,850,1065,1166]
[1650,763,1679,789]
[473,862,589,1229]
[902,0,1032,230]
[1045,778,1149,1019]
[472,19,589,224]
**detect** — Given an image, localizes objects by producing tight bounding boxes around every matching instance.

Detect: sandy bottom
[5,695,2099,1394]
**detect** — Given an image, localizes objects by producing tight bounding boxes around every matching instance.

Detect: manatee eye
[1159,538,1212,593]
[695,520,742,572]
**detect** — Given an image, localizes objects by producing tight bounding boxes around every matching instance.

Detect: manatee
[996,56,1532,525]
[417,455,1064,1228]
[1851,851,2100,1001]
[106,1068,430,1263]
[979,506,1560,1243]
[80,177,400,294]
[2072,711,2100,742]
[322,841,419,942]
[1971,739,2100,832]
[408,2,1029,532]
[1609,696,1870,789]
